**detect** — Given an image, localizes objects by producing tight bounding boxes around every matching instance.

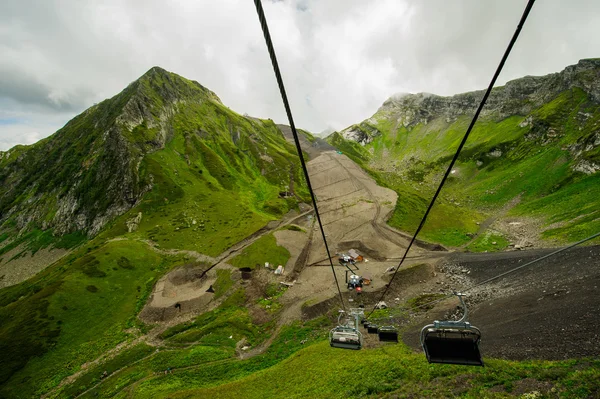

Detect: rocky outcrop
[376,58,600,128]
[573,159,600,175]
[340,122,381,145]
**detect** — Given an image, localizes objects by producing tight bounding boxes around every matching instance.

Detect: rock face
[0,67,227,237]
[375,58,600,129]
[334,58,600,177]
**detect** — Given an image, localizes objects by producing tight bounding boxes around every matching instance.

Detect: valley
[1,61,599,398]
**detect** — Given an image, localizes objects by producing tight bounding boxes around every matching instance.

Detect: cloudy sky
[1,0,599,150]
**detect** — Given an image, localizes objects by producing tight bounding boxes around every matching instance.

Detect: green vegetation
[279,224,306,232]
[112,99,310,257]
[407,293,447,311]
[467,230,510,252]
[0,229,86,258]
[0,66,309,259]
[47,305,327,398]
[168,344,600,399]
[0,239,185,398]
[123,318,329,398]
[326,131,371,165]
[54,343,155,399]
[374,171,485,247]
[3,61,600,399]
[31,306,600,399]
[165,306,269,347]
[228,234,290,270]
[213,269,234,299]
[327,86,600,247]
[257,283,287,312]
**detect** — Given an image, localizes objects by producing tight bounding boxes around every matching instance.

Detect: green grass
[0,229,86,258]
[375,172,485,247]
[0,240,185,398]
[62,346,235,399]
[228,234,290,270]
[326,132,371,165]
[466,230,510,252]
[50,343,155,399]
[159,294,273,348]
[127,318,329,398]
[0,66,309,261]
[104,103,310,257]
[65,316,328,398]
[279,224,306,233]
[165,305,270,348]
[155,342,599,399]
[37,309,600,399]
[213,269,234,299]
[406,293,447,311]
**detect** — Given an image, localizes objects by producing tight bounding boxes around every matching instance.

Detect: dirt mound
[300,263,439,320]
[167,263,208,285]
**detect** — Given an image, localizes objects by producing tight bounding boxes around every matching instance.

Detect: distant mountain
[0,67,310,255]
[315,128,335,138]
[327,59,600,247]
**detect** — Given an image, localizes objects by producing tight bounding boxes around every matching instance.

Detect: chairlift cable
[253,0,346,311]
[367,0,537,318]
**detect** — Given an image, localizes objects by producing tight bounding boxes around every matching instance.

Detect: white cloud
[0,0,599,150]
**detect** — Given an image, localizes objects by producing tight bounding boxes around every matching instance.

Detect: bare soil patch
[0,245,69,289]
[138,150,600,364]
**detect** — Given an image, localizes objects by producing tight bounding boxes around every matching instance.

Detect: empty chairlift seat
[420,292,484,366]
[366,324,379,334]
[329,326,363,350]
[377,326,399,342]
[421,323,483,366]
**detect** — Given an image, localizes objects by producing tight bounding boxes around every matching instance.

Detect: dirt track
[138,149,600,362]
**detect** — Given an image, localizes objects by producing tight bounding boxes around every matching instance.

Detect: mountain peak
[133,66,222,105]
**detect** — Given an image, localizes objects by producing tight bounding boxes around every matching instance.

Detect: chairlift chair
[329,310,363,350]
[366,324,379,334]
[329,326,363,350]
[420,293,483,366]
[377,325,399,342]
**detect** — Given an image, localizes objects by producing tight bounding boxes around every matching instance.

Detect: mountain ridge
[328,58,600,247]
[341,58,600,147]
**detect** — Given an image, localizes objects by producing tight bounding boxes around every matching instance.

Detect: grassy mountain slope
[328,59,600,248]
[0,67,309,256]
[37,306,600,399]
[0,67,313,397]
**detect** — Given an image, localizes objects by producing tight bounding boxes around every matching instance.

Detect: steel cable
[253,0,346,311]
[367,0,537,318]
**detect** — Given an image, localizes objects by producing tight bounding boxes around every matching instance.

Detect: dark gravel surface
[403,245,600,361]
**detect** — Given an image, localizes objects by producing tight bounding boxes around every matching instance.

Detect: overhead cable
[368,0,537,317]
[253,0,346,310]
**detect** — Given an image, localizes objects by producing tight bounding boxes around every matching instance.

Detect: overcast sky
[0,0,599,150]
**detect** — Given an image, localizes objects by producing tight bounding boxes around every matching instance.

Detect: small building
[348,249,363,262]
